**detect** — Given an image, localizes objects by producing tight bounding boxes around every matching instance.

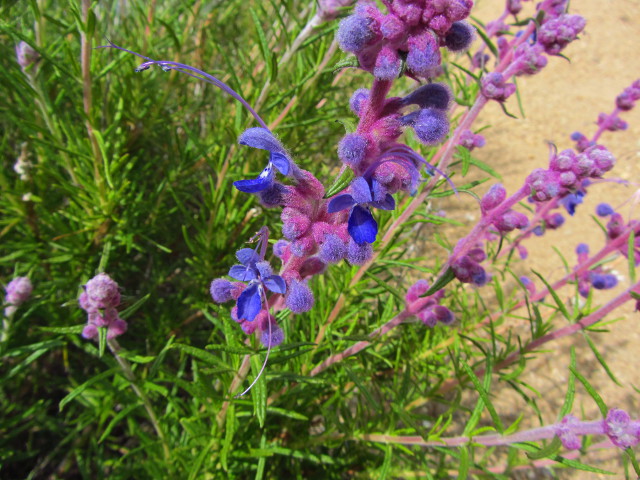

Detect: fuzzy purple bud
[443,21,475,52]
[604,409,640,449]
[319,234,347,264]
[406,32,441,78]
[374,46,402,80]
[537,14,586,55]
[15,41,39,72]
[338,133,369,168]
[401,83,451,111]
[410,109,450,145]
[481,72,516,102]
[5,276,33,307]
[350,88,369,115]
[380,14,405,41]
[493,211,529,233]
[337,14,376,53]
[406,279,430,304]
[590,273,618,290]
[596,203,614,217]
[481,183,506,213]
[210,278,234,303]
[285,279,314,313]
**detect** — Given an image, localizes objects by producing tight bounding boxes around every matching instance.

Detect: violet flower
[233,128,292,193]
[328,176,395,244]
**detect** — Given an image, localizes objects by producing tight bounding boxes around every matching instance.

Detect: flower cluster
[458,129,485,151]
[405,279,454,327]
[336,0,474,80]
[4,276,32,316]
[574,243,618,298]
[556,409,640,450]
[452,247,489,287]
[480,183,529,234]
[600,208,640,266]
[79,273,127,340]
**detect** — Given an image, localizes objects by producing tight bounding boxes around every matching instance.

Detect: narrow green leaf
[469,157,502,179]
[119,293,150,320]
[423,267,456,296]
[474,25,498,56]
[250,354,267,428]
[59,369,117,411]
[324,167,354,198]
[221,403,236,471]
[378,444,392,479]
[584,334,622,386]
[171,343,227,366]
[457,446,470,480]
[98,403,140,443]
[345,367,380,410]
[625,448,640,477]
[570,365,608,416]
[559,348,576,417]
[250,9,272,82]
[38,325,85,334]
[526,437,562,460]
[364,271,404,302]
[332,54,359,72]
[98,326,107,358]
[532,270,571,320]
[628,232,636,283]
[462,361,504,433]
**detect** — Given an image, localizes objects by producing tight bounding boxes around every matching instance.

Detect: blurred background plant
[1,0,639,478]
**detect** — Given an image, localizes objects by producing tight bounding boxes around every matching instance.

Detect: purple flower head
[380,14,405,41]
[319,233,347,264]
[79,274,126,340]
[590,273,618,290]
[459,129,486,151]
[514,43,548,76]
[616,81,640,111]
[233,128,292,193]
[16,41,39,72]
[604,409,640,449]
[570,131,594,152]
[338,133,369,168]
[598,113,628,132]
[452,255,488,287]
[556,415,582,450]
[507,0,523,15]
[493,210,529,233]
[443,21,475,52]
[5,276,33,308]
[537,14,586,55]
[229,247,286,322]
[328,176,395,244]
[596,203,614,217]
[480,183,506,213]
[285,279,314,313]
[337,14,377,53]
[257,311,285,347]
[210,278,234,303]
[401,83,452,111]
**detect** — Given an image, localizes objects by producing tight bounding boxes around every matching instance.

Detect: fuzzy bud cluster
[452,248,489,287]
[599,208,640,266]
[570,131,595,152]
[79,273,127,341]
[574,243,618,298]
[481,72,516,102]
[337,0,474,80]
[4,276,33,316]
[597,112,628,132]
[480,183,529,233]
[458,129,486,151]
[405,280,454,327]
[555,409,640,451]
[15,41,39,74]
[526,146,615,203]
[615,79,640,111]
[537,14,586,56]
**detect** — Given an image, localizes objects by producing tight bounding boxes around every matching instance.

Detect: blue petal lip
[270,152,290,175]
[263,275,287,294]
[238,127,286,154]
[327,194,356,213]
[371,193,395,211]
[234,166,274,193]
[348,205,378,244]
[237,283,262,321]
[229,264,257,281]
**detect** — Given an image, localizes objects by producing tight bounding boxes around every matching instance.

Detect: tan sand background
[436,0,640,477]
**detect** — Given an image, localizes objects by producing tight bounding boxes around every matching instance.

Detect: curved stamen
[97,41,269,130]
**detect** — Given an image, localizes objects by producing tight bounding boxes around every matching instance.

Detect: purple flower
[604,409,640,449]
[5,277,33,308]
[233,128,291,193]
[328,176,395,244]
[79,273,127,340]
[443,21,475,52]
[228,248,286,322]
[596,203,614,217]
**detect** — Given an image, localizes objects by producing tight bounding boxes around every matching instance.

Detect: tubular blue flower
[233,128,292,193]
[327,176,395,244]
[228,247,287,322]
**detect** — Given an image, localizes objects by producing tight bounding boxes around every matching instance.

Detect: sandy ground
[436,0,640,477]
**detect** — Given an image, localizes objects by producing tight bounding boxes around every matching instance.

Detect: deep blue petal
[328,194,356,213]
[229,264,257,281]
[237,283,262,321]
[270,152,290,175]
[233,165,274,193]
[263,275,287,294]
[348,205,378,244]
[238,127,286,154]
[236,248,259,266]
[371,193,395,211]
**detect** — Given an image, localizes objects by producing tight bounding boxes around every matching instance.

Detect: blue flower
[233,128,291,193]
[559,190,585,216]
[327,176,395,245]
[228,248,287,321]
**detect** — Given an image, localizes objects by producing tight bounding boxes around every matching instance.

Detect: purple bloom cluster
[481,72,516,102]
[537,14,586,55]
[526,145,615,204]
[79,273,127,340]
[480,183,529,233]
[574,243,618,298]
[337,0,474,80]
[615,79,640,111]
[600,209,640,266]
[458,129,485,151]
[4,276,33,316]
[452,247,489,287]
[405,279,454,327]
